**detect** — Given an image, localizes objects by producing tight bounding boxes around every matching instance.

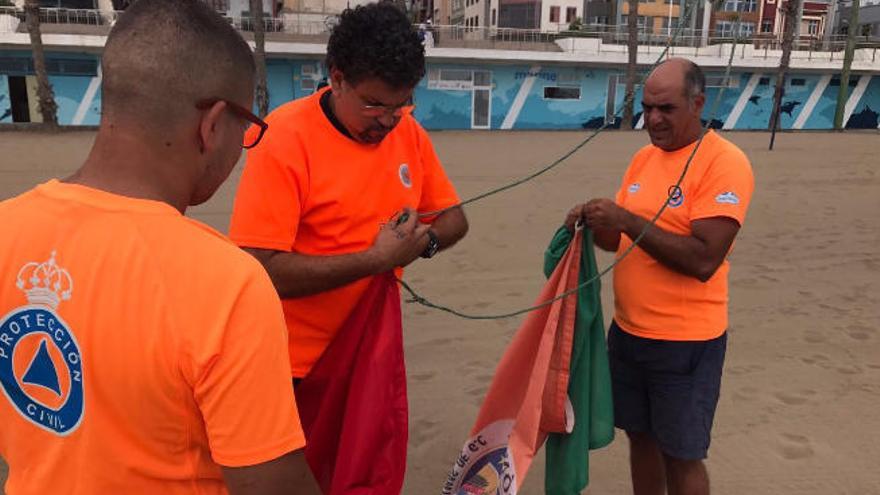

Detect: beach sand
[1,130,878,494]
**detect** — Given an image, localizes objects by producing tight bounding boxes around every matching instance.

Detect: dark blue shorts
[607,320,727,460]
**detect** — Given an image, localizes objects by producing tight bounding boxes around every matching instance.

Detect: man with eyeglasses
[0,1,318,494]
[230,2,467,407]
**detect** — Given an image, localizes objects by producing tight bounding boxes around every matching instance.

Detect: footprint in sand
[846,324,874,341]
[837,365,863,375]
[466,385,488,399]
[425,337,454,347]
[410,371,436,382]
[773,390,816,406]
[728,364,766,376]
[803,331,828,344]
[801,354,831,366]
[409,419,440,446]
[733,386,759,402]
[777,433,814,460]
[505,291,523,298]
[462,360,489,374]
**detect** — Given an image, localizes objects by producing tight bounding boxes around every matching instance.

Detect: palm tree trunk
[250,0,269,118]
[768,0,798,145]
[621,0,639,129]
[833,0,860,130]
[25,0,58,127]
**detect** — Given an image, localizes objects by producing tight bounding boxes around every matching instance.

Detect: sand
[0,129,878,494]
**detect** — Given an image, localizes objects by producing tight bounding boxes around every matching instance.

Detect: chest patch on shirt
[0,252,84,436]
[628,183,641,194]
[667,185,685,208]
[398,163,412,188]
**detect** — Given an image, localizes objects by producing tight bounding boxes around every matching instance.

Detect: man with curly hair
[228,1,468,483]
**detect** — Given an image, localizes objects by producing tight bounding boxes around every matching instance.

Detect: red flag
[295,272,408,495]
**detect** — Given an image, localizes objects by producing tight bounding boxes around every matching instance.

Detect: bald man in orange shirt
[566,59,754,495]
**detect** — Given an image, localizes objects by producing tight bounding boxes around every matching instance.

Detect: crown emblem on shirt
[15,251,73,310]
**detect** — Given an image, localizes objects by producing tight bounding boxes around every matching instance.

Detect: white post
[97,0,115,24]
[668,0,673,35]
[701,0,711,46]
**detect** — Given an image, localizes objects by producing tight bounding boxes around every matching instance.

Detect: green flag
[543,226,615,494]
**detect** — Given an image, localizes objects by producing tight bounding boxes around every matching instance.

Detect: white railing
[2,6,878,57]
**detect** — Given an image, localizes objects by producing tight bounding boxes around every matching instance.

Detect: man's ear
[198,100,227,155]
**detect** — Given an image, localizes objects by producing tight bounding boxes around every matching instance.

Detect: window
[566,7,577,23]
[474,70,492,87]
[705,75,740,88]
[301,78,316,92]
[550,6,560,23]
[803,18,820,36]
[427,69,492,91]
[716,20,755,37]
[622,15,649,27]
[759,77,770,85]
[662,16,679,30]
[476,15,479,26]
[492,8,496,25]
[544,86,581,99]
[721,0,757,11]
[762,19,773,32]
[790,78,806,86]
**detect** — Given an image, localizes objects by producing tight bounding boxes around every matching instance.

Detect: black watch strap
[421,229,440,259]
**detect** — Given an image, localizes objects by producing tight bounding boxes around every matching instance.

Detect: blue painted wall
[847,75,880,129]
[0,76,10,124]
[2,50,879,130]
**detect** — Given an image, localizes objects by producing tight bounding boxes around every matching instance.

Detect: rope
[399,11,744,320]
[417,0,702,219]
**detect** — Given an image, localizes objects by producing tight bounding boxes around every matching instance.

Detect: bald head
[101,0,255,130]
[645,58,705,103]
[641,58,705,150]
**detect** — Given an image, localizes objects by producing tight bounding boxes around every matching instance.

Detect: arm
[222,450,321,495]
[428,205,468,251]
[583,198,741,282]
[246,208,430,299]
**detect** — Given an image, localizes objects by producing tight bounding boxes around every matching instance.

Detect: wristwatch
[421,229,440,259]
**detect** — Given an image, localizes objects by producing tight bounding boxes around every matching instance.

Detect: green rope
[417,0,702,219]
[399,13,744,320]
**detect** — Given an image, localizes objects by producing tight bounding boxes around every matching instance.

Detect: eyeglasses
[195,98,269,149]
[361,99,415,118]
[343,81,415,118]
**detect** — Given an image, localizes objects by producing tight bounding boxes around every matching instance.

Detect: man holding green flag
[544,227,615,494]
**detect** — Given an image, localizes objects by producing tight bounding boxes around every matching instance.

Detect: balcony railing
[1,6,878,58]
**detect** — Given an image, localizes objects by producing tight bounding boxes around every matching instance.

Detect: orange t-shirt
[229,90,460,377]
[613,130,754,341]
[0,181,305,495]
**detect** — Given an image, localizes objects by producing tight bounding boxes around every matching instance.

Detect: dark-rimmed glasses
[195,98,268,149]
